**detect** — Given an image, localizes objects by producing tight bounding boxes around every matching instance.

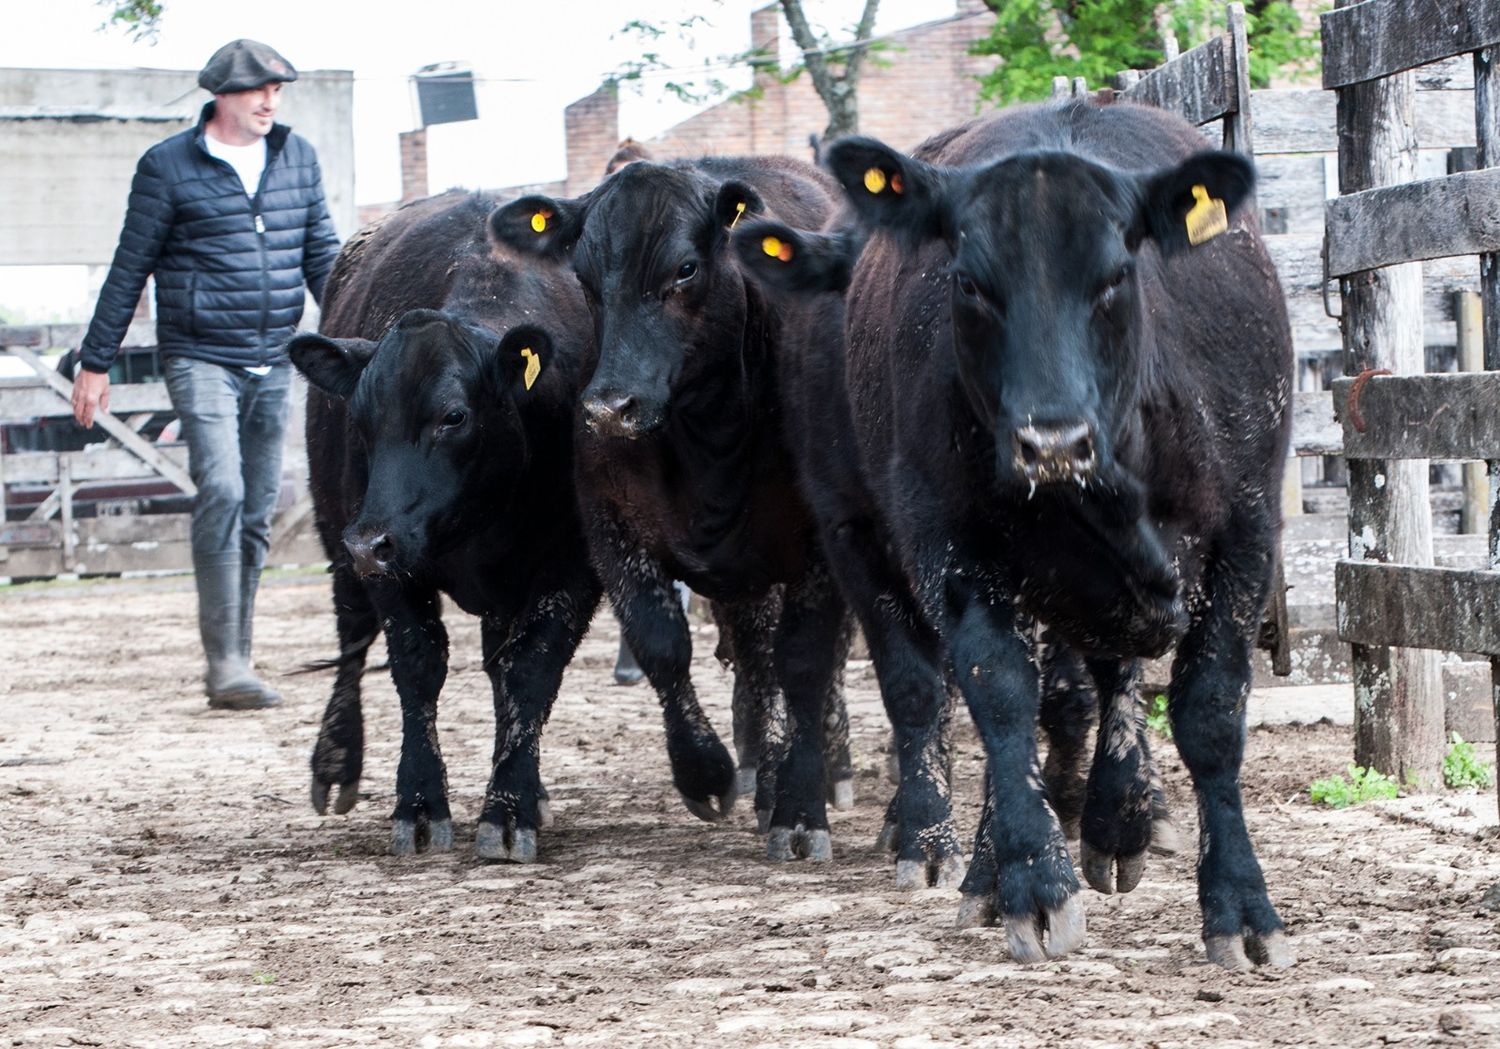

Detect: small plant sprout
[1308,764,1401,809]
[1145,693,1172,739]
[251,971,276,986]
[1443,733,1495,790]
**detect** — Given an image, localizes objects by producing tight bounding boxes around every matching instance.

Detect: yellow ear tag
[531,210,551,234]
[863,167,888,194]
[520,347,540,391]
[730,201,747,229]
[1184,184,1227,246]
[761,235,794,263]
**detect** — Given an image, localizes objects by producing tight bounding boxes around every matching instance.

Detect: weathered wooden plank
[1330,372,1500,460]
[1122,32,1235,127]
[1337,560,1500,655]
[1292,389,1342,456]
[1,445,190,484]
[0,522,326,579]
[1252,88,1478,155]
[0,381,173,420]
[1332,20,1445,784]
[1325,168,1500,276]
[1222,4,1253,156]
[0,321,154,351]
[1323,0,1500,89]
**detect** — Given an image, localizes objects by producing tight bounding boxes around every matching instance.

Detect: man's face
[213,82,282,141]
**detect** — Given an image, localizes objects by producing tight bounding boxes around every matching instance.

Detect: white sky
[0,0,949,205]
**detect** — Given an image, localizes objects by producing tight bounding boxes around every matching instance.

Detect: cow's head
[288,309,551,576]
[488,163,765,439]
[823,135,1253,495]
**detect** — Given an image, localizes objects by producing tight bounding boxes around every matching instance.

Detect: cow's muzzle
[1012,421,1097,487]
[582,390,662,439]
[344,527,397,577]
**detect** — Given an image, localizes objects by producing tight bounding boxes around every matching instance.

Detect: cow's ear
[732,219,862,296]
[489,195,584,259]
[714,180,764,233]
[825,136,946,243]
[1136,150,1255,256]
[493,326,552,396]
[287,333,378,400]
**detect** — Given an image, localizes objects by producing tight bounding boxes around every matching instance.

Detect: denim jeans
[162,357,291,571]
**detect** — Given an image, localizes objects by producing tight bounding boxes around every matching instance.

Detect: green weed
[1308,764,1400,808]
[1443,733,1495,790]
[1145,693,1172,739]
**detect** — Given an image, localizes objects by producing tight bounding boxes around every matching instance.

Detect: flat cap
[198,39,298,94]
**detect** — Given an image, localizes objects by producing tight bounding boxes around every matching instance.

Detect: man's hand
[72,369,111,429]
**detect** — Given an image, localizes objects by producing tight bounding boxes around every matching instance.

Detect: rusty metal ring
[1347,367,1390,434]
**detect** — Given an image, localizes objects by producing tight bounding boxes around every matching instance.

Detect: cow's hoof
[311,778,360,816]
[682,790,735,822]
[767,825,832,862]
[1149,814,1184,855]
[1205,929,1294,970]
[536,797,554,829]
[476,821,538,863]
[1004,894,1087,962]
[955,893,996,929]
[828,778,855,810]
[390,817,451,856]
[895,852,966,891]
[1080,840,1146,895]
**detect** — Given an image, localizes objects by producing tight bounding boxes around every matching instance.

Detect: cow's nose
[344,531,396,576]
[1012,421,1097,485]
[583,392,641,436]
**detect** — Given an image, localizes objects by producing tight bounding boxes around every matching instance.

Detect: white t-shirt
[205,134,267,199]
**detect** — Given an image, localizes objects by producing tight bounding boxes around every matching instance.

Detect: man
[72,39,340,710]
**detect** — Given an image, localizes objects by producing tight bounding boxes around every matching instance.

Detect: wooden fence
[0,324,322,579]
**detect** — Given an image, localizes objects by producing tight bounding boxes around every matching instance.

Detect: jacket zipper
[253,190,269,366]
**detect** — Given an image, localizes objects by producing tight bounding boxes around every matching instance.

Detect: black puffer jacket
[79,101,341,373]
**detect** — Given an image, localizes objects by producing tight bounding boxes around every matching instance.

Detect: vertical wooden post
[1473,43,1500,811]
[1335,0,1444,786]
[1222,3,1254,155]
[59,455,75,573]
[1052,76,1070,100]
[1455,291,1490,534]
[1071,76,1089,98]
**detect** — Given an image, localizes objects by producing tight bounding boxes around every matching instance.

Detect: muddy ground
[2,569,1499,1048]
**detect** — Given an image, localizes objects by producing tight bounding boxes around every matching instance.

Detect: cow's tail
[291,629,384,676]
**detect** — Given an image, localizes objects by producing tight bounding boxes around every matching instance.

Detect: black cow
[734,101,1294,968]
[288,190,732,860]
[491,158,961,883]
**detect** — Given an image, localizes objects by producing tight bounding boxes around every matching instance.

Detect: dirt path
[3,571,1499,1048]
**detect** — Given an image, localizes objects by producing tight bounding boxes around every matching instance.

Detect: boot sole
[208,688,283,711]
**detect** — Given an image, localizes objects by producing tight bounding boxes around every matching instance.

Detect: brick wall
[399,128,428,203]
[564,85,625,197]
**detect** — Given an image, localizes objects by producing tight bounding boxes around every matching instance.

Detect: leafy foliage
[1308,764,1400,809]
[972,0,1321,106]
[1145,692,1172,739]
[1443,733,1495,790]
[97,0,163,43]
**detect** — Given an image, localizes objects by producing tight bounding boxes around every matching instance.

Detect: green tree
[973,0,1320,106]
[97,0,163,42]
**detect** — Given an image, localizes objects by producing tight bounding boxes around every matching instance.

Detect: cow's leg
[947,576,1085,961]
[476,564,601,863]
[1171,546,1293,970]
[713,595,785,832]
[822,617,855,811]
[1037,630,1094,841]
[379,587,453,855]
[592,511,736,820]
[310,561,378,816]
[765,560,844,862]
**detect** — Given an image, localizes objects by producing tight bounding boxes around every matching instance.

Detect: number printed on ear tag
[521,347,540,390]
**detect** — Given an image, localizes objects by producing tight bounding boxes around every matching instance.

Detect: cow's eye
[675,260,698,283]
[954,273,979,299]
[1097,268,1129,306]
[441,409,467,429]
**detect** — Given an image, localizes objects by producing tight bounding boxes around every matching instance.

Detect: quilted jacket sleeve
[301,156,341,305]
[78,148,175,374]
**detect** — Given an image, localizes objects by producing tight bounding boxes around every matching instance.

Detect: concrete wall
[0,67,355,266]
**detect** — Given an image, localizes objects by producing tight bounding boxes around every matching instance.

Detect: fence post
[1474,43,1500,811]
[1454,291,1490,534]
[1051,76,1070,100]
[1334,0,1444,786]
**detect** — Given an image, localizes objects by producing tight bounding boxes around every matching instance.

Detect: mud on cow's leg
[764,562,845,863]
[310,561,378,817]
[382,588,454,856]
[1079,657,1154,895]
[1170,548,1293,970]
[714,595,786,832]
[476,564,600,863]
[822,618,856,811]
[595,512,736,821]
[948,581,1085,962]
[1037,630,1094,842]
